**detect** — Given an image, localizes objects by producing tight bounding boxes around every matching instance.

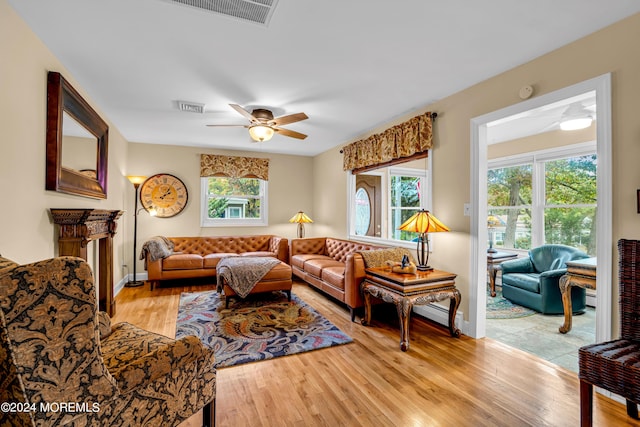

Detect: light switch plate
[464,203,471,216]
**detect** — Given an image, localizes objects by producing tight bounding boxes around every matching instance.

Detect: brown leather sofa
[145,235,289,290]
[290,237,385,321]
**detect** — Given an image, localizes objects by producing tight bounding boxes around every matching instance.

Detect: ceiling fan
[207,104,308,142]
[528,101,597,133]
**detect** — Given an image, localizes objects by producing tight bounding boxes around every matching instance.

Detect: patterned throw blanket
[216,257,281,299]
[139,236,175,267]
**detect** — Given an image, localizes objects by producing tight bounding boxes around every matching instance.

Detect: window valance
[200,154,269,180]
[342,112,434,172]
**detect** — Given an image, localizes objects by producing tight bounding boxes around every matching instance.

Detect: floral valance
[200,154,269,180]
[342,112,434,172]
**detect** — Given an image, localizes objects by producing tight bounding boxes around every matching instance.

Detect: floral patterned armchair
[0,256,216,426]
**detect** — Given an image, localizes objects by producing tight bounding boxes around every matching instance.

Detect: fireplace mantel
[50,208,123,316]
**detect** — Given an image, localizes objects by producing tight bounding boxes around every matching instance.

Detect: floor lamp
[289,211,313,238]
[126,175,147,287]
[398,209,450,271]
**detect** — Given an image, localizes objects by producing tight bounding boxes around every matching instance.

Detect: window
[201,177,268,227]
[488,143,596,254]
[543,156,597,252]
[348,163,430,244]
[487,164,532,250]
[390,174,424,241]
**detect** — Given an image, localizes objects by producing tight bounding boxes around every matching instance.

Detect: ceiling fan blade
[229,104,258,122]
[539,121,560,133]
[274,127,307,140]
[271,112,308,126]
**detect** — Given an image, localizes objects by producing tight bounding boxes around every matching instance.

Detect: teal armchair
[500,244,589,314]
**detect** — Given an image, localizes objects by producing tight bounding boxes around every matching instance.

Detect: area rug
[486,288,536,319]
[175,290,353,368]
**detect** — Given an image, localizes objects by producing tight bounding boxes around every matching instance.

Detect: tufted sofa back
[290,237,384,263]
[325,238,383,263]
[290,237,327,256]
[170,235,276,255]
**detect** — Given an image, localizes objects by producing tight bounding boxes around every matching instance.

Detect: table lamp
[487,215,502,253]
[289,211,313,238]
[398,209,449,271]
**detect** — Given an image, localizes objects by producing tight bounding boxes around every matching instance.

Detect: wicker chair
[0,256,216,426]
[578,239,640,426]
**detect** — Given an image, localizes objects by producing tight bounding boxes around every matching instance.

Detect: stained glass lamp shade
[398,210,449,271]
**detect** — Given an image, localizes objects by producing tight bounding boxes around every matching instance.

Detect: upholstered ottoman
[221,260,292,308]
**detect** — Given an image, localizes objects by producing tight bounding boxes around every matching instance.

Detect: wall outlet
[463,203,471,216]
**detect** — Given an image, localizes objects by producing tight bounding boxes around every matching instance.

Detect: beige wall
[312,147,348,238]
[0,1,129,280]
[313,12,640,324]
[126,143,314,274]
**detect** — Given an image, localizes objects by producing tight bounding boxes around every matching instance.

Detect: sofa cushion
[304,258,344,277]
[503,273,540,293]
[291,254,332,270]
[162,254,203,270]
[203,253,238,269]
[321,266,345,290]
[262,261,292,280]
[241,251,276,258]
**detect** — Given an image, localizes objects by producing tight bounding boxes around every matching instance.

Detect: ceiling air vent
[178,101,206,114]
[164,0,279,26]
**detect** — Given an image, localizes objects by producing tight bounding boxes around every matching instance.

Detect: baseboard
[114,273,149,297]
[114,277,126,297]
[412,303,466,335]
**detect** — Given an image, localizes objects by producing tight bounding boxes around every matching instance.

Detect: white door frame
[468,73,612,343]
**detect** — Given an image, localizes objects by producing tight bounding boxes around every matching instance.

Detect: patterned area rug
[175,290,353,368]
[486,288,536,319]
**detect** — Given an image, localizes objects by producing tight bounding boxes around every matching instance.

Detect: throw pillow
[358,247,416,268]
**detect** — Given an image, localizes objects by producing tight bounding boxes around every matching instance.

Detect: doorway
[468,74,613,347]
[355,175,382,237]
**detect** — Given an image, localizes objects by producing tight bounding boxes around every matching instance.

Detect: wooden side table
[361,267,461,351]
[559,257,596,334]
[487,251,518,297]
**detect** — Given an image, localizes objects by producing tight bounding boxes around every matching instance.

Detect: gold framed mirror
[46,71,109,199]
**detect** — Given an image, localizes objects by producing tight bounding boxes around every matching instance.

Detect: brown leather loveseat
[144,235,289,290]
[290,237,386,321]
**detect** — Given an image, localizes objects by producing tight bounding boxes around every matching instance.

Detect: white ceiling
[8,1,640,156]
[487,91,597,144]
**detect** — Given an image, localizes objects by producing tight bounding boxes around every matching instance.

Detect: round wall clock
[140,173,188,218]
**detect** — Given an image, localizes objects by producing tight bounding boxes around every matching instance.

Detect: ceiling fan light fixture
[560,116,593,131]
[248,124,274,142]
[559,103,593,131]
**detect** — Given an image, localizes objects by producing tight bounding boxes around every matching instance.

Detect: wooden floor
[112,279,638,427]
